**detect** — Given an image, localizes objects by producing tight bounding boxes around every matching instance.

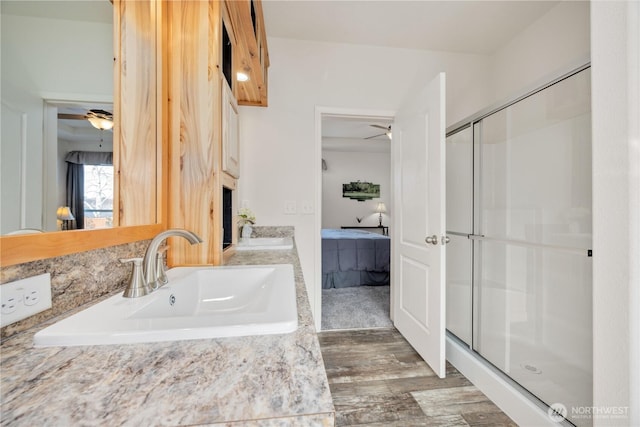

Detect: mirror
[1,0,115,235]
[46,101,115,232]
[0,0,162,265]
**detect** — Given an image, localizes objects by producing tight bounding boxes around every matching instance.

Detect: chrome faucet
[142,229,203,292]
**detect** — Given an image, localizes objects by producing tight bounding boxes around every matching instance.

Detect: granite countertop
[0,234,335,426]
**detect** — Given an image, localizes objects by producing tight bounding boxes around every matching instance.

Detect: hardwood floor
[318,328,517,426]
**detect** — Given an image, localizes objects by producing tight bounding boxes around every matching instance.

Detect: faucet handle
[120,258,151,298]
[155,246,169,288]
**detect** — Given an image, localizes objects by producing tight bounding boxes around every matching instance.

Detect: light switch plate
[301,200,314,214]
[284,200,297,215]
[0,273,52,327]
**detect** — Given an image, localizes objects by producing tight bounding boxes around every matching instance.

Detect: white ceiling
[262,0,560,55]
[322,116,393,152]
[272,1,561,147]
[3,0,560,149]
[323,116,393,139]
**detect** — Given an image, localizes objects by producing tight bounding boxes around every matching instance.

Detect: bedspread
[321,229,390,288]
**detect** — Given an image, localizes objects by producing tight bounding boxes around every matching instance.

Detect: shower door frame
[445,62,593,424]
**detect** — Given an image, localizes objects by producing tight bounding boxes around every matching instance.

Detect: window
[83,165,113,229]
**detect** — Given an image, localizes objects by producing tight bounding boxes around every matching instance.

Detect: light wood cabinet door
[226,0,269,106]
[222,78,240,178]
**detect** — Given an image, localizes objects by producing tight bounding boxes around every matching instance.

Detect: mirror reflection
[1,0,113,235]
[54,102,114,231]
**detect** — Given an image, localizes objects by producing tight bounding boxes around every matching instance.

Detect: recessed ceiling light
[237,72,249,82]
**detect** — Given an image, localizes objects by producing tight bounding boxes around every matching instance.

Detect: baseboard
[446,336,558,427]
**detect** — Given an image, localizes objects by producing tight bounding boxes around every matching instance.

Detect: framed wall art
[342,181,380,201]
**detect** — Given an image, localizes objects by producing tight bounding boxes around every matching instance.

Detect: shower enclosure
[446,66,592,427]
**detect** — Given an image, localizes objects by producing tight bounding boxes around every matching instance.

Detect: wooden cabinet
[220,2,237,95]
[165,0,268,266]
[0,0,267,267]
[226,0,269,106]
[222,78,240,178]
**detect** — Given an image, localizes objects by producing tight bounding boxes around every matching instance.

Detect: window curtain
[65,163,84,229]
[64,151,113,230]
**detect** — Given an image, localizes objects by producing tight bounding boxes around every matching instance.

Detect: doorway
[43,99,114,232]
[315,108,395,331]
[314,73,447,378]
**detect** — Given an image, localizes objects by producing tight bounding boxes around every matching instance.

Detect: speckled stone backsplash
[251,225,294,238]
[0,240,149,340]
[0,227,294,341]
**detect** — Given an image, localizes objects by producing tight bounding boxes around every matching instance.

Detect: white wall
[489,1,590,104]
[238,37,492,323]
[591,1,640,425]
[237,0,607,424]
[1,103,26,233]
[239,2,591,330]
[321,149,390,229]
[465,0,640,424]
[0,12,112,233]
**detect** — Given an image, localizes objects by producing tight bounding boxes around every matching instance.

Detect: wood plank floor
[318,328,517,426]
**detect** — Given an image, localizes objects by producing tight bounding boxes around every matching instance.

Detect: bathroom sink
[236,237,293,251]
[33,264,297,347]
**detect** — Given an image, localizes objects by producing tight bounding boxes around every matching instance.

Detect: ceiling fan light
[88,116,114,131]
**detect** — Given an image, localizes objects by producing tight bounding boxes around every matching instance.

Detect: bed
[321,228,390,289]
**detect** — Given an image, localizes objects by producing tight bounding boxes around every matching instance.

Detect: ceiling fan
[365,124,392,140]
[58,109,114,131]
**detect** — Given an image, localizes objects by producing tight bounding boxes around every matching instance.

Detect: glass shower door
[474,68,592,426]
[445,126,473,345]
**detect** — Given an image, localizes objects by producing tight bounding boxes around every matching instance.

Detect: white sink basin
[33,264,297,347]
[236,237,293,251]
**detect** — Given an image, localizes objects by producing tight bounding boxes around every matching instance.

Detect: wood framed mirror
[0,0,165,267]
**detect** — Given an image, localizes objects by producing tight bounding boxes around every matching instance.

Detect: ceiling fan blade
[58,113,87,120]
[88,109,113,120]
[370,124,389,130]
[58,110,113,121]
[365,133,386,139]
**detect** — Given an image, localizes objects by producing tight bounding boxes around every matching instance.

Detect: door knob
[441,235,450,245]
[425,235,438,245]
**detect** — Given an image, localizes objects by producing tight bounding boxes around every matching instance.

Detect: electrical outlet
[1,293,19,315]
[24,289,40,306]
[0,273,52,327]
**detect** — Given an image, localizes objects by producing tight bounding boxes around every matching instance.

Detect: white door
[392,72,446,378]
